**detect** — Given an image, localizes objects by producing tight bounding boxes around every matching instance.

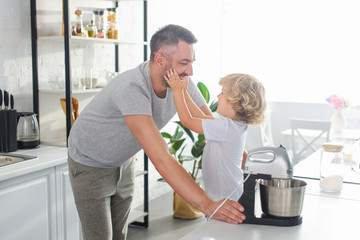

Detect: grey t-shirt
[68,61,206,168]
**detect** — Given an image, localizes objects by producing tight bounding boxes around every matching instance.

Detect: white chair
[245,109,274,150]
[343,108,360,129]
[290,118,331,164]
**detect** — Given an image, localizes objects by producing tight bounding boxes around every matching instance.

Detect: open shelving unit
[30,0,149,228]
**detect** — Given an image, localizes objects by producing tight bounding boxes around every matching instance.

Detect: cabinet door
[0,168,57,240]
[56,163,82,240]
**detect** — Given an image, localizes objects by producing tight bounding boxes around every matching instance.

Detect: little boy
[165,69,267,200]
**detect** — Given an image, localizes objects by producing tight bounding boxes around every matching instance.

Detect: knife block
[0,110,17,152]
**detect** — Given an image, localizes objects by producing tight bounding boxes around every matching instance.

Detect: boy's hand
[164,69,188,93]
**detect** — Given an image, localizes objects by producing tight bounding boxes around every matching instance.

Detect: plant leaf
[175,121,195,142]
[180,155,197,161]
[173,138,186,152]
[209,100,218,112]
[157,177,166,182]
[173,126,184,141]
[197,82,210,104]
[161,132,172,139]
[198,134,205,142]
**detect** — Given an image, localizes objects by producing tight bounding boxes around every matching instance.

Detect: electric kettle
[17,112,40,149]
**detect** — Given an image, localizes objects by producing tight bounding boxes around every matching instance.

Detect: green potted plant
[160,82,217,219]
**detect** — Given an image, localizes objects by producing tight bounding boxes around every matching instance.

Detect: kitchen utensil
[10,95,14,109]
[0,89,3,151]
[259,178,306,217]
[60,97,79,123]
[0,90,17,152]
[238,145,305,226]
[0,89,2,109]
[4,90,9,110]
[17,112,40,149]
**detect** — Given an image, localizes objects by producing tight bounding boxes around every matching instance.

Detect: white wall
[0,0,33,111]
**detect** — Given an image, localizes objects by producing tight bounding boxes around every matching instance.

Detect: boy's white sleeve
[202,117,228,142]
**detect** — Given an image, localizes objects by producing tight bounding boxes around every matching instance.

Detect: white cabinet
[0,168,57,240]
[0,164,83,240]
[55,163,82,240]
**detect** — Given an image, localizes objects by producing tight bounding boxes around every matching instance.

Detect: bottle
[93,9,105,33]
[320,143,344,192]
[106,21,118,39]
[74,9,83,36]
[86,20,97,38]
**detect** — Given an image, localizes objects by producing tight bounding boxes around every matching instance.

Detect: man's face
[161,40,195,87]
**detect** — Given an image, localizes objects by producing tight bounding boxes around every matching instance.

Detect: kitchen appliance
[238,145,306,226]
[0,90,18,152]
[17,112,40,149]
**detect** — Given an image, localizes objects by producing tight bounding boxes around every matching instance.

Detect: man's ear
[154,52,166,67]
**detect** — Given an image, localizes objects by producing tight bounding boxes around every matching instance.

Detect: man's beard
[161,75,170,88]
[161,66,188,88]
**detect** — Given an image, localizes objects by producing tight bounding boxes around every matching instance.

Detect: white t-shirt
[202,113,247,201]
[68,61,206,168]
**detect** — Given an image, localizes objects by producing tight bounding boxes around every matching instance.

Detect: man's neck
[149,63,168,98]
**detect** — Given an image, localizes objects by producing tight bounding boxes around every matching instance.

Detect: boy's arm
[184,90,213,118]
[165,70,213,134]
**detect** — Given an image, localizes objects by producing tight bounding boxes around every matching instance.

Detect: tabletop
[180,179,360,240]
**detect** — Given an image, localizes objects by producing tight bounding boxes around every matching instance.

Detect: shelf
[31,0,149,229]
[39,88,103,94]
[128,209,148,224]
[38,36,147,45]
[135,170,148,177]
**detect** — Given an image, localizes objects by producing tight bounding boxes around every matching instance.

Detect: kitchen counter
[0,145,68,181]
[180,179,360,240]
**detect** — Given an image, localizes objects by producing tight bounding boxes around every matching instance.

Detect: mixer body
[238,145,305,226]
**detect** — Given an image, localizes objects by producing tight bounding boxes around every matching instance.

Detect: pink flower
[326,94,347,110]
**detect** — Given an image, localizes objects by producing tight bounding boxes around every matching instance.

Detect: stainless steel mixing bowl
[259,178,307,217]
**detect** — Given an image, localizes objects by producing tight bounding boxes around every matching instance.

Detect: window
[149,0,360,104]
[220,0,360,104]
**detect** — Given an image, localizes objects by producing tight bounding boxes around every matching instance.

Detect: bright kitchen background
[1,0,359,207]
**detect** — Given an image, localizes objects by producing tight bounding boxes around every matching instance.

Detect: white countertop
[180,179,360,240]
[0,145,68,181]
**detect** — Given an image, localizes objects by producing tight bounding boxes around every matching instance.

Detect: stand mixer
[238,145,306,226]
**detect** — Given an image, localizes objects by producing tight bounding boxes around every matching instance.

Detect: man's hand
[205,198,246,224]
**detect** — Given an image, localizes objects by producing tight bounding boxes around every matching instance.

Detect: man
[68,24,246,240]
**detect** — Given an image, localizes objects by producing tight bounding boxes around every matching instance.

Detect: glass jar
[86,20,97,38]
[107,21,118,39]
[93,9,106,33]
[106,8,117,22]
[320,143,344,192]
[74,9,83,36]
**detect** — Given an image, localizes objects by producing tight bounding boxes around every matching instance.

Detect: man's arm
[124,115,245,224]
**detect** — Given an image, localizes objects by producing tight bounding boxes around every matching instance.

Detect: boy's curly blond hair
[219,73,267,125]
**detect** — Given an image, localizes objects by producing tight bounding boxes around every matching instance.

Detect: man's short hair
[150,24,197,61]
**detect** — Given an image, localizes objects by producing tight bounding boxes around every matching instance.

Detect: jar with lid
[86,20,97,38]
[106,8,118,22]
[93,9,106,35]
[320,143,344,192]
[74,9,83,36]
[106,21,118,39]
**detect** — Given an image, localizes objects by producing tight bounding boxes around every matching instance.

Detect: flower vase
[331,109,346,134]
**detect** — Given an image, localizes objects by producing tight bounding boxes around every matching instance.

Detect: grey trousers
[68,156,135,240]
